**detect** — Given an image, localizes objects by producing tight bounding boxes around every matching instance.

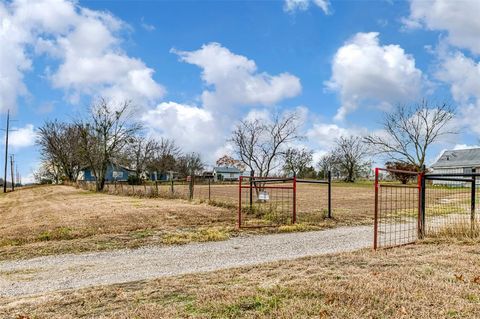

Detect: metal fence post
[374,168,379,250]
[292,172,297,224]
[249,170,254,211]
[238,176,243,228]
[188,175,194,200]
[471,168,476,235]
[155,181,158,196]
[171,179,174,195]
[327,170,332,218]
[208,177,211,201]
[419,165,426,239]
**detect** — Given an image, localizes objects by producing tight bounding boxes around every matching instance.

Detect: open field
[0,185,236,260]
[0,184,375,260]
[101,181,377,224]
[2,182,476,260]
[2,237,479,319]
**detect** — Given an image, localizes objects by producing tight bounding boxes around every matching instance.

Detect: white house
[431,148,480,186]
[213,166,243,182]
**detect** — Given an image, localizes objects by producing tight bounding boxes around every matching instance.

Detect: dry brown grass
[2,238,480,318]
[0,185,237,260]
[0,184,381,260]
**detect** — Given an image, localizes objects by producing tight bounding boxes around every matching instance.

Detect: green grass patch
[161,228,230,245]
[37,227,74,241]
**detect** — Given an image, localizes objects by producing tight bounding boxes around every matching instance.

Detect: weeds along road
[0,225,372,298]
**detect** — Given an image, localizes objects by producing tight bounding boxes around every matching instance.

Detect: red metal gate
[374,168,423,249]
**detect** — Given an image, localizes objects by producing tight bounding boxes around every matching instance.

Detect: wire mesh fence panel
[192,180,238,205]
[238,176,295,228]
[295,179,331,224]
[374,168,421,249]
[424,174,480,237]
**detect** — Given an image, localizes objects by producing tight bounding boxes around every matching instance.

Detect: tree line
[36,99,203,191]
[36,98,455,189]
[228,100,455,183]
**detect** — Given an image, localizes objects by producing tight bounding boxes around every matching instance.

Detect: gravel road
[0,225,372,298]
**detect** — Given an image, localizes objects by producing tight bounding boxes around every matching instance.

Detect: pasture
[0,183,375,260]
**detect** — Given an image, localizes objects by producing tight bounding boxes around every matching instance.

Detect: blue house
[78,163,136,182]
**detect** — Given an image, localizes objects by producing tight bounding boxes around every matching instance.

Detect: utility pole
[10,154,14,191]
[3,110,9,193]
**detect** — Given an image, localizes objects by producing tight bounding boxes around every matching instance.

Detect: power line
[2,110,9,193]
[1,110,18,193]
[10,154,14,191]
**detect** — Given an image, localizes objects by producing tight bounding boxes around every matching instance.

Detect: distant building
[149,170,179,181]
[213,166,243,181]
[431,148,480,185]
[78,163,136,182]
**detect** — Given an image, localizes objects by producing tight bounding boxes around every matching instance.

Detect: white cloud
[173,43,301,112]
[141,17,155,32]
[6,124,36,148]
[436,51,480,103]
[435,50,480,135]
[284,0,331,14]
[326,32,423,120]
[142,102,219,155]
[0,0,165,111]
[0,1,31,113]
[404,0,480,54]
[306,122,367,149]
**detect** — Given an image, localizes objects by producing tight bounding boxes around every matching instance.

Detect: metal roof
[432,148,480,168]
[213,166,242,173]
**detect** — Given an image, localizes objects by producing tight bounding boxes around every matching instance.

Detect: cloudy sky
[1,0,480,182]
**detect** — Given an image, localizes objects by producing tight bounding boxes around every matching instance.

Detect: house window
[464,167,473,174]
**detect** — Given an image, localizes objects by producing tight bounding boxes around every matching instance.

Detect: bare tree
[36,121,83,182]
[176,152,204,177]
[230,111,303,177]
[76,99,142,191]
[33,160,61,184]
[364,101,456,169]
[332,136,371,182]
[316,153,336,179]
[283,147,313,177]
[147,138,182,180]
[122,136,158,178]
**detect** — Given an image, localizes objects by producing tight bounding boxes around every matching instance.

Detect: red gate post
[292,173,297,224]
[238,176,243,228]
[374,168,379,250]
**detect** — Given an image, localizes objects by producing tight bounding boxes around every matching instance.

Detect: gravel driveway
[0,225,372,298]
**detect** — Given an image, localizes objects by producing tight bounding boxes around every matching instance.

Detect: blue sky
[1,0,480,183]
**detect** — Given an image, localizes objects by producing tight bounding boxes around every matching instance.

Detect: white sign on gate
[259,191,269,201]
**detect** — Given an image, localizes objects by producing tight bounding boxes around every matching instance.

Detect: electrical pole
[3,110,9,193]
[10,154,14,191]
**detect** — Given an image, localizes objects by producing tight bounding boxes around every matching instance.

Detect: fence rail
[374,167,480,250]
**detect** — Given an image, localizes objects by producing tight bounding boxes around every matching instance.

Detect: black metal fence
[423,170,479,238]
[374,167,480,249]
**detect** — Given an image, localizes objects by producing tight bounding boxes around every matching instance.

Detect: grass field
[1,182,475,260]
[0,184,375,260]
[2,237,479,319]
[0,185,236,260]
